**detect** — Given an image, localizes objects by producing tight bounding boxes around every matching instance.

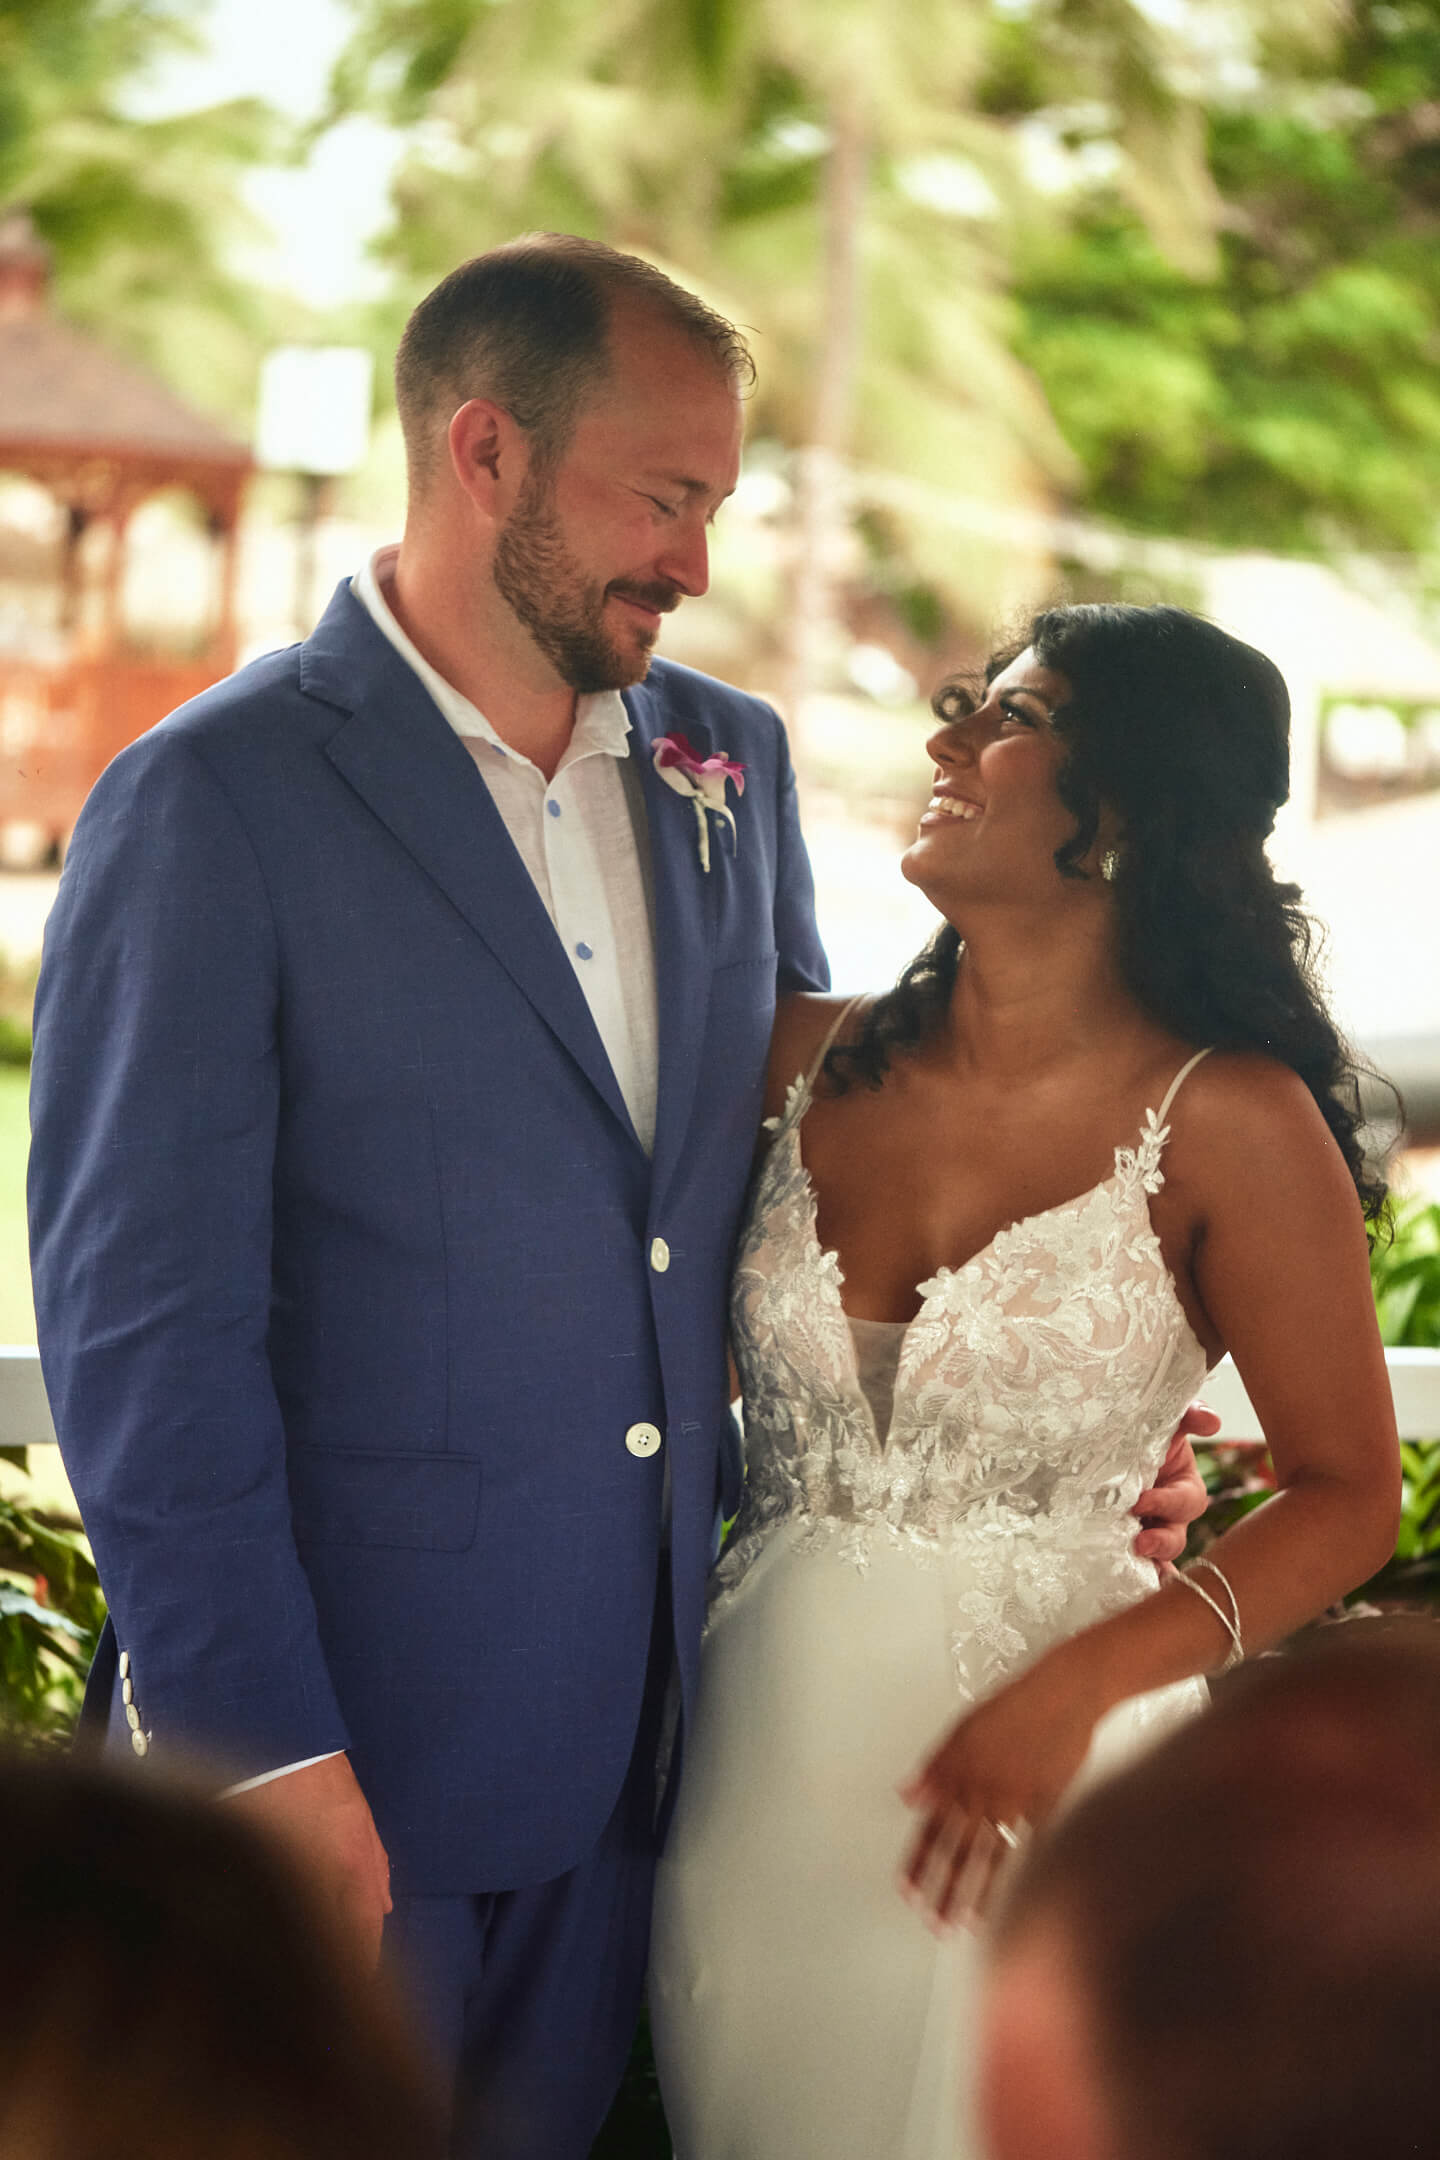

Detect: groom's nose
[654,513,711,599]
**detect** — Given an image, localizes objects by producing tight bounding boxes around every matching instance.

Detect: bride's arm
[901,1055,1401,1927]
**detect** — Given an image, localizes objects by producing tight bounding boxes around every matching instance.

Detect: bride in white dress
[648,604,1401,2158]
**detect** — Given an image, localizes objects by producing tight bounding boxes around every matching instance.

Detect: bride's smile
[900,648,1105,915]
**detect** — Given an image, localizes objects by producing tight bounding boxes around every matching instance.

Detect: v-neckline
[771,1094,1210,1454]
[789,1116,1137,1332]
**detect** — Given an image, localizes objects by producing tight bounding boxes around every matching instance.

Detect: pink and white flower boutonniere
[652,733,746,873]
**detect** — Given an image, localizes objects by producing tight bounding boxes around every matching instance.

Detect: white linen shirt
[222,545,662,1799]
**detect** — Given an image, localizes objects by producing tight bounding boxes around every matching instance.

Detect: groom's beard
[493,470,682,694]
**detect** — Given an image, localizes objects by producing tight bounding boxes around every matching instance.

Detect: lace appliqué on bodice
[714,1063,1211,1704]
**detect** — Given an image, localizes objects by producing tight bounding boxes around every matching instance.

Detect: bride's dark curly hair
[824,602,1390,1224]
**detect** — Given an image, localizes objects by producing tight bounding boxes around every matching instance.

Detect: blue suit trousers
[385,1572,673,2158]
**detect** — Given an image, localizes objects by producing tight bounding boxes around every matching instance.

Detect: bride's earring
[1100,847,1121,883]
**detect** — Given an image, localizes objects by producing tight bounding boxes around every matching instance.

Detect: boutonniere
[652,733,746,873]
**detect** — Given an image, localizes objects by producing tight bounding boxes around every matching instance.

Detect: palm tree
[328,0,1301,720]
[1,0,280,419]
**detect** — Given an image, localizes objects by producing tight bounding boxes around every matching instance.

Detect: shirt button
[650,1237,671,1273]
[121,1677,133,1705]
[125,1704,141,1732]
[575,941,593,960]
[625,1422,663,1459]
[131,1730,149,1758]
[547,799,562,818]
[118,1650,130,1679]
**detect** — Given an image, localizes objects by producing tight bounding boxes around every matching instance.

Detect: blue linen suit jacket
[28,581,828,1892]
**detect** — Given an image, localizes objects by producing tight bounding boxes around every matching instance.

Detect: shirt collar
[352,544,631,769]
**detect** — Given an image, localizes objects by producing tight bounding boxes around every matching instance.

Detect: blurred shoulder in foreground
[0,1749,445,2160]
[983,1620,1440,2160]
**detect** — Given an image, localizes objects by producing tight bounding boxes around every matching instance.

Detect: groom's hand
[228,1751,392,1969]
[1130,1402,1218,1571]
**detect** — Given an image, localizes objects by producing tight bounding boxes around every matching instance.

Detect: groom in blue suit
[29,238,827,2155]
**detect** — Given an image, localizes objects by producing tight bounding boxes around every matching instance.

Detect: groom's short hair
[986,1622,1440,2160]
[395,233,753,492]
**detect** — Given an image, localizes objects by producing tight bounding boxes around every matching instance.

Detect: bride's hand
[897,1650,1101,1932]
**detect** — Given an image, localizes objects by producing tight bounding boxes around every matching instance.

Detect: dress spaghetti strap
[1155,1046,1213,1126]
[802,994,869,1094]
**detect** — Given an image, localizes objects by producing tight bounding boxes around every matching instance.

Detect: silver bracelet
[1176,1557,1244,1673]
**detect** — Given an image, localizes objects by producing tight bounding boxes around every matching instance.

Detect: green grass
[0,1068,32,1344]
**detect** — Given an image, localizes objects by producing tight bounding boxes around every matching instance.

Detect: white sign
[255,345,373,476]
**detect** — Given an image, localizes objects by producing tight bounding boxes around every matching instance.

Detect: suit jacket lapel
[625,680,719,1204]
[305,587,641,1147]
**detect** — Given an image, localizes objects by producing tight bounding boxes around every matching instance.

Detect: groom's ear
[447,399,528,524]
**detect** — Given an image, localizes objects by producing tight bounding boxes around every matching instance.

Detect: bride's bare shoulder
[1166,1049,1356,1206]
[1173,1049,1329,1141]
[764,993,869,1119]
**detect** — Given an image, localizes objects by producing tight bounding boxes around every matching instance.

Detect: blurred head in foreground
[0,1751,443,2159]
[980,1623,1440,2160]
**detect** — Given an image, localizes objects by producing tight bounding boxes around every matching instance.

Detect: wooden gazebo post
[0,209,254,854]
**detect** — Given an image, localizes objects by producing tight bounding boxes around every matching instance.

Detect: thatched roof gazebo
[0,208,253,855]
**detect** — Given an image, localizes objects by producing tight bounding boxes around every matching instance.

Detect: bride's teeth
[928,797,977,820]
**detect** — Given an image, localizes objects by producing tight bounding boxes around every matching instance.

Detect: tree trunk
[781,85,867,759]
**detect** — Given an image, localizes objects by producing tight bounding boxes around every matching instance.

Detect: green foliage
[1194,1196,1440,1600]
[1368,1199,1440,1599]
[2,0,285,422]
[1393,1440,1440,1572]
[327,0,1440,621]
[1189,1440,1277,1563]
[1371,1197,1440,1348]
[1006,0,1440,556]
[0,955,95,1743]
[0,1464,104,1747]
[593,2012,671,2158]
[0,958,34,1070]
[332,0,1199,629]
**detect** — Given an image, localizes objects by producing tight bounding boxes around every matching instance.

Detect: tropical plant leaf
[0,1584,84,1638]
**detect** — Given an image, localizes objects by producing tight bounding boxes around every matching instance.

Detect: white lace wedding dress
[649,1030,1214,2159]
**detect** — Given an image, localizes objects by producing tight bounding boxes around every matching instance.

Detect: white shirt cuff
[219,1750,344,1798]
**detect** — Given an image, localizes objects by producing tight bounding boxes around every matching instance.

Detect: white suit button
[118,1650,130,1679]
[650,1237,671,1273]
[131,1730,148,1758]
[625,1422,663,1459]
[121,1676,133,1705]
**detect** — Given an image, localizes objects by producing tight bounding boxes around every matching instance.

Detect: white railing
[0,1346,63,1450]
[5,1344,1440,1456]
[1201,1347,1440,1443]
